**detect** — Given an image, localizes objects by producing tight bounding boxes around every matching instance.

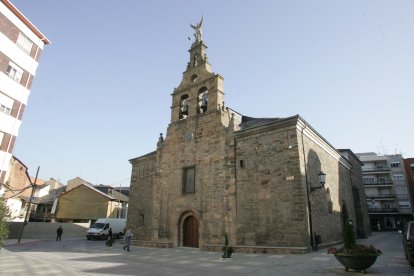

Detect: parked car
[86,218,126,240]
[402,221,414,266]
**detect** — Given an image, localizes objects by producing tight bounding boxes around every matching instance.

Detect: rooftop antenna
[378,140,387,156]
[394,143,403,155]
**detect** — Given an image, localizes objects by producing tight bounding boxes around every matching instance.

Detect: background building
[403,158,414,216]
[0,0,50,188]
[54,181,129,223]
[356,152,413,231]
[1,156,43,221]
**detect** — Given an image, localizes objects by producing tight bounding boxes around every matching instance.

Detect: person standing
[56,225,63,241]
[123,228,133,252]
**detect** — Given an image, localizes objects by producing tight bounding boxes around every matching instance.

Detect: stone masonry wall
[154,109,237,246]
[235,122,308,247]
[128,155,156,241]
[299,126,356,247]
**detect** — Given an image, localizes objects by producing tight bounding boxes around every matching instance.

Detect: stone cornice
[234,115,351,170]
[129,151,156,164]
[171,74,223,96]
[234,115,299,139]
[297,118,351,170]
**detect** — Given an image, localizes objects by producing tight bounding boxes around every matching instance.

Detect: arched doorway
[183,215,199,247]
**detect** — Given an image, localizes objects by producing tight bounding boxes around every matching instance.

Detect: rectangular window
[378,177,387,183]
[16,32,33,54]
[363,177,375,184]
[183,167,195,194]
[6,62,23,83]
[394,174,404,181]
[239,160,244,168]
[0,92,13,115]
[399,201,411,209]
[390,162,401,168]
[365,187,376,196]
[396,187,408,195]
[139,214,144,226]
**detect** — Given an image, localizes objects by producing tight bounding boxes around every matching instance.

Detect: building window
[183,166,195,194]
[6,62,23,83]
[139,214,145,226]
[395,187,408,195]
[363,177,375,184]
[394,174,404,181]
[0,132,4,145]
[390,162,401,168]
[16,32,33,54]
[365,187,376,196]
[378,177,387,183]
[239,160,244,168]
[0,92,13,115]
[399,201,411,209]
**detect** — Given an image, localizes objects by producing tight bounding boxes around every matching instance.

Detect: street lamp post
[17,166,40,244]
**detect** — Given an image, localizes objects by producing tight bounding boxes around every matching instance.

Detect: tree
[0,197,10,247]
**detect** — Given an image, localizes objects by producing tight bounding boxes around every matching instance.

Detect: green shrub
[222,233,234,258]
[344,222,356,249]
[0,198,10,247]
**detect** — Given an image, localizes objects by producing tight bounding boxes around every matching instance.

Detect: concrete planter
[334,255,378,273]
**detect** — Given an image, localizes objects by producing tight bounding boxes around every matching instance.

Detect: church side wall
[298,125,356,247]
[235,123,308,247]
[128,156,156,241]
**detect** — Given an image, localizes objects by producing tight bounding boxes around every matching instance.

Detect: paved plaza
[0,231,413,275]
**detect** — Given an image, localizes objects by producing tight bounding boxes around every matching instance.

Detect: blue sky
[11,0,414,186]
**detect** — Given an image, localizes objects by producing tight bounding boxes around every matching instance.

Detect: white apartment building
[0,0,50,188]
[356,152,413,231]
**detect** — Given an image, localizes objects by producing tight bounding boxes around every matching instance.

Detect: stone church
[128,20,370,253]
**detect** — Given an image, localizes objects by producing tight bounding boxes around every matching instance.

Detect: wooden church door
[183,216,199,247]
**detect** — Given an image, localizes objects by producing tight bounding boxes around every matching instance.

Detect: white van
[86,218,126,240]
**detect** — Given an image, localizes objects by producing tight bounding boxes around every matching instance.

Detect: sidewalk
[4,239,42,245]
[1,231,413,275]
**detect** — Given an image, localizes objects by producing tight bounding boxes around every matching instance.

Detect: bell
[200,98,207,112]
[181,103,188,115]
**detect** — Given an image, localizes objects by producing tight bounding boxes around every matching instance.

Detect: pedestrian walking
[123,228,133,252]
[56,225,63,241]
[108,227,113,240]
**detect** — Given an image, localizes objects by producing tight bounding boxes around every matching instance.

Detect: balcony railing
[366,194,396,199]
[362,167,390,172]
[364,181,393,186]
[367,207,398,213]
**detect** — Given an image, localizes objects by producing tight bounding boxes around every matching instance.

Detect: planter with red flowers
[327,223,381,274]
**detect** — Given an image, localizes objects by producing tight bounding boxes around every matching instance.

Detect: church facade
[128,22,370,253]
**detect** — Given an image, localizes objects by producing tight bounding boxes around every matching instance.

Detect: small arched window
[198,87,208,114]
[179,95,189,120]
